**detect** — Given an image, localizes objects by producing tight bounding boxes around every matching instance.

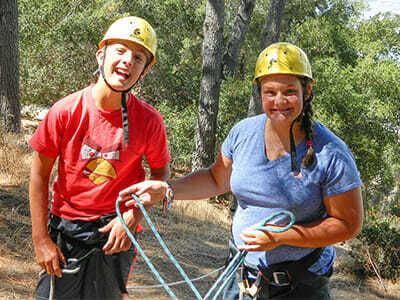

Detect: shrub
[350,218,400,280]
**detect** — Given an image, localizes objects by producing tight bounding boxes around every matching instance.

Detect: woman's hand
[238,228,280,252]
[119,180,167,207]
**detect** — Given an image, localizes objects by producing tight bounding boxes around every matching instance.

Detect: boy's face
[96,41,152,91]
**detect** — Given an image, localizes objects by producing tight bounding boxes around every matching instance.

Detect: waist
[50,194,130,221]
[229,240,323,273]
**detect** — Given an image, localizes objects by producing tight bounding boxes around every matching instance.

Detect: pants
[34,215,137,300]
[222,269,331,300]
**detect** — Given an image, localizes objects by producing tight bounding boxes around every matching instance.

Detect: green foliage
[217,77,251,147]
[351,218,400,280]
[289,5,400,190]
[157,101,197,169]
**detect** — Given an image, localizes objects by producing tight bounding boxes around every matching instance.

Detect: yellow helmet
[99,16,157,70]
[253,42,312,84]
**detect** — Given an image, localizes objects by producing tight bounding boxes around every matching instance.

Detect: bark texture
[0,0,20,132]
[192,0,225,170]
[222,0,255,78]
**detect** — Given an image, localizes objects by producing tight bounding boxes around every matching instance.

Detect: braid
[300,78,315,168]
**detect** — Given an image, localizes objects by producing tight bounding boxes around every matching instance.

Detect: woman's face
[260,74,306,128]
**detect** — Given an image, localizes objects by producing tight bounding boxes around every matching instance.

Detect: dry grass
[0,128,33,187]
[0,124,399,299]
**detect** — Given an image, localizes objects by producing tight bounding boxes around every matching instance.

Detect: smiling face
[96,41,151,91]
[260,74,308,128]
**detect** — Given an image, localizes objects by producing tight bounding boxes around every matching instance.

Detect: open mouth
[115,68,130,80]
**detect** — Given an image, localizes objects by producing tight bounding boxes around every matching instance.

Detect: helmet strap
[289,119,298,174]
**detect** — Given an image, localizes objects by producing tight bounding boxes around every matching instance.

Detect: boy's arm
[29,152,66,277]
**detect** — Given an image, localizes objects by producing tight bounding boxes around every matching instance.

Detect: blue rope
[116,195,295,299]
[115,196,179,299]
[254,210,295,233]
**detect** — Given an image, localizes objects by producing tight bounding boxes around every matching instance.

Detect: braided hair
[299,77,315,168]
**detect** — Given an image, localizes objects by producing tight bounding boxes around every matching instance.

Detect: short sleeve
[222,127,235,161]
[322,149,362,197]
[28,105,66,158]
[144,114,170,169]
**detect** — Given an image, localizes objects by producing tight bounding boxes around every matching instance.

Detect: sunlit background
[365,0,400,17]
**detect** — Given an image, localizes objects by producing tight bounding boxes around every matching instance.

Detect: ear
[96,48,105,67]
[305,82,312,101]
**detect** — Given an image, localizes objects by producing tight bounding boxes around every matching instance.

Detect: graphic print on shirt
[81,138,122,185]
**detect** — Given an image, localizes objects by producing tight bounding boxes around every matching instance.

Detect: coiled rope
[116,194,295,299]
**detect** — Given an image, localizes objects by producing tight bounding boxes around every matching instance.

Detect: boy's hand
[33,236,66,278]
[119,180,167,207]
[99,210,136,255]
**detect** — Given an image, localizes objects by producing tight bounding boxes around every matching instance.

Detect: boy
[29,16,170,299]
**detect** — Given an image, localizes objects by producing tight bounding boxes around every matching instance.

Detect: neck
[265,119,305,151]
[92,80,123,112]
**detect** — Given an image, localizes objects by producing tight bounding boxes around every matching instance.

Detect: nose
[274,91,286,104]
[121,50,134,67]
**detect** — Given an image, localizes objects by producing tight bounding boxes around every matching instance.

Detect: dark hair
[299,78,315,168]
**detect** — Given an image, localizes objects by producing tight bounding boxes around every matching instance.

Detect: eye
[263,90,275,97]
[285,89,297,96]
[134,55,146,64]
[116,48,125,54]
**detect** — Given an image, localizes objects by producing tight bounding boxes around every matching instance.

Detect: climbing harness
[40,247,99,300]
[116,195,295,299]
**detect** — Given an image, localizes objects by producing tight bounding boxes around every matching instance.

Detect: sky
[364,0,400,18]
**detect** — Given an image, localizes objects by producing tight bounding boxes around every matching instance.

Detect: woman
[120,42,363,299]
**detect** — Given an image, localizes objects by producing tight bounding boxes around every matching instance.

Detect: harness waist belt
[229,241,323,285]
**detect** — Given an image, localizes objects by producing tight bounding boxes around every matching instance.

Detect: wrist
[123,210,137,228]
[162,181,174,213]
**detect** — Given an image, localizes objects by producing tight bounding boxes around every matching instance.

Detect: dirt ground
[0,187,399,300]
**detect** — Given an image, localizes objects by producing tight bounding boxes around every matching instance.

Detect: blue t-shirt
[221,114,361,274]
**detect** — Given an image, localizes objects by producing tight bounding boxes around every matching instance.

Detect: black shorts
[34,215,137,300]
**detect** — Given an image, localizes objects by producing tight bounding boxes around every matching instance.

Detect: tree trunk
[0,0,20,132]
[192,0,225,170]
[247,0,286,117]
[222,0,255,78]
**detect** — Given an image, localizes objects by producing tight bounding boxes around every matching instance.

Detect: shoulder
[49,87,88,116]
[129,94,163,123]
[223,114,265,154]
[42,87,90,128]
[313,122,349,151]
[230,114,266,135]
[312,121,357,164]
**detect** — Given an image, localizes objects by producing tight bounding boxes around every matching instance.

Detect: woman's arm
[119,151,232,205]
[240,186,363,251]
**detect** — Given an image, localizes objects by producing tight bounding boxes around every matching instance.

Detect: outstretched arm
[119,151,232,206]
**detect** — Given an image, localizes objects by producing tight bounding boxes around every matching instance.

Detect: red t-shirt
[29,85,170,220]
